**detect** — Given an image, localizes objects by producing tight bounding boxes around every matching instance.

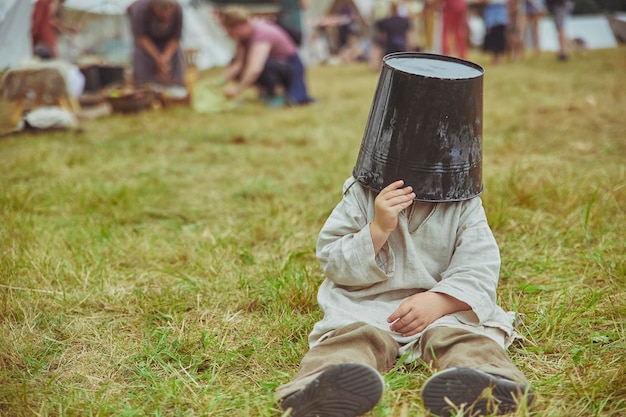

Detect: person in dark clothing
[128,0,185,86]
[275,0,308,46]
[375,1,411,55]
[481,0,508,64]
[546,0,574,60]
[337,6,358,51]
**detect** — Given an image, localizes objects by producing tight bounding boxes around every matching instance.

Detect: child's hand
[372,180,415,233]
[369,180,415,253]
[387,292,470,336]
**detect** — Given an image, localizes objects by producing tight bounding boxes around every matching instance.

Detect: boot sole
[281,362,384,417]
[421,367,534,416]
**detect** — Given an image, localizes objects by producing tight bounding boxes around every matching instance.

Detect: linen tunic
[311,177,516,358]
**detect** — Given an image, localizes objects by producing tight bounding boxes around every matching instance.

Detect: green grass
[1,47,625,416]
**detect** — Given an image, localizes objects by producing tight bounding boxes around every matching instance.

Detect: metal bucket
[353,52,484,202]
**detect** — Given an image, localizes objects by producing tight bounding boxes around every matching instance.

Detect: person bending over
[218,6,313,108]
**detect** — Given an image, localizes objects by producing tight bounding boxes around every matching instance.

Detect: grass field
[1,47,625,416]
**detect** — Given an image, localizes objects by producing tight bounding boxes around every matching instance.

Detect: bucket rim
[351,170,484,202]
[382,52,485,81]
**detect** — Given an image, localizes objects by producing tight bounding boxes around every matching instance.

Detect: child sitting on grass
[275,52,535,417]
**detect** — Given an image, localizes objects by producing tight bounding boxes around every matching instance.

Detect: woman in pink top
[219,6,313,107]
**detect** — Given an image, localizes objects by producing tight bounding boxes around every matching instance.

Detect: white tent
[468,13,618,52]
[60,0,234,69]
[0,0,34,70]
[537,14,619,51]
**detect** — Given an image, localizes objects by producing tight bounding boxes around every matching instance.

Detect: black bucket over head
[353,52,484,202]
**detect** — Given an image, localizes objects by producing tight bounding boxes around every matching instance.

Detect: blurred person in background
[128,0,185,86]
[367,1,388,70]
[523,0,546,57]
[480,0,509,64]
[275,0,308,46]
[218,6,314,108]
[31,0,79,59]
[421,0,438,53]
[546,0,574,60]
[375,1,412,56]
[509,0,545,60]
[440,0,468,59]
[507,0,525,60]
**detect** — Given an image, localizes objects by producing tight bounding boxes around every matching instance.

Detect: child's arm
[316,178,412,288]
[387,292,470,336]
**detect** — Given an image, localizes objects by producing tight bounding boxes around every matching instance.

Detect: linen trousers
[275,321,527,400]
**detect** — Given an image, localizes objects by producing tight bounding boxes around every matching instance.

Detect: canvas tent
[0,0,34,70]
[60,0,234,70]
[1,0,234,71]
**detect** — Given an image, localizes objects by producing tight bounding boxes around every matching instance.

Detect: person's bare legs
[529,14,542,57]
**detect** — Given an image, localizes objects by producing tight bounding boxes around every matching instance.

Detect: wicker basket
[106,87,155,113]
